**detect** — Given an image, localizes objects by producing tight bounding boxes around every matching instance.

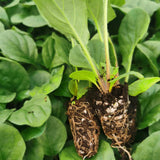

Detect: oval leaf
[38,116,67,156]
[129,77,160,96]
[0,30,38,64]
[132,131,160,160]
[0,123,26,160]
[9,95,51,127]
[0,109,15,123]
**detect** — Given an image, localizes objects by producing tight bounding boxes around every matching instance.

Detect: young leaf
[129,77,160,96]
[38,116,67,156]
[70,70,98,87]
[132,131,160,160]
[9,95,51,127]
[118,8,150,81]
[33,0,89,44]
[137,41,160,76]
[0,57,30,92]
[0,123,26,160]
[30,66,64,96]
[77,81,90,99]
[110,0,125,6]
[0,30,39,64]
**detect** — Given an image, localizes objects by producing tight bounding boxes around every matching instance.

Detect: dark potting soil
[67,96,100,159]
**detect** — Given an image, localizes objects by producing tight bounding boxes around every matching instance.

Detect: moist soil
[67,96,100,159]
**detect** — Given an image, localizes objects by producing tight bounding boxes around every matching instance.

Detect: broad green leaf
[33,0,89,44]
[132,131,160,160]
[70,70,98,86]
[118,8,150,74]
[149,120,160,135]
[21,123,46,141]
[137,84,160,129]
[0,123,26,160]
[0,57,30,92]
[0,104,6,111]
[0,6,10,27]
[59,140,115,160]
[30,66,64,96]
[110,0,125,6]
[29,70,51,89]
[9,95,51,127]
[87,0,116,41]
[38,116,67,156]
[0,30,38,64]
[22,15,47,27]
[0,109,15,123]
[51,96,67,123]
[129,77,160,96]
[77,81,90,99]
[23,139,44,160]
[137,41,160,76]
[0,21,4,32]
[4,0,20,8]
[120,0,160,16]
[0,88,16,103]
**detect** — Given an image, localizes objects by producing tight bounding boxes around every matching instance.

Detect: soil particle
[67,96,100,159]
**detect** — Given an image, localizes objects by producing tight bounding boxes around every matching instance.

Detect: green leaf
[33,0,89,44]
[70,70,98,86]
[77,81,90,99]
[118,8,150,78]
[0,88,16,103]
[137,84,160,129]
[4,0,20,8]
[30,66,64,96]
[38,116,67,156]
[87,0,116,41]
[9,95,51,127]
[23,139,44,160]
[0,21,4,32]
[0,57,30,92]
[0,30,39,64]
[22,15,47,27]
[0,6,10,27]
[59,140,115,160]
[0,123,26,160]
[110,0,125,6]
[137,41,160,76]
[21,123,46,141]
[149,120,160,135]
[68,80,77,96]
[132,131,160,160]
[120,0,160,16]
[129,77,160,96]
[0,109,15,123]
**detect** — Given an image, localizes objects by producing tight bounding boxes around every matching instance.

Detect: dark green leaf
[9,95,51,127]
[132,131,160,160]
[149,120,160,135]
[0,123,26,160]
[33,0,89,44]
[38,116,67,156]
[0,30,38,64]
[129,77,160,96]
[0,57,30,92]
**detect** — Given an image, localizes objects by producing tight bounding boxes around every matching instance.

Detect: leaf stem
[104,0,110,90]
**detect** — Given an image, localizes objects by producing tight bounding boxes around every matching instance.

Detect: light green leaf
[77,81,90,99]
[23,139,44,160]
[9,95,51,127]
[118,8,150,78]
[38,116,67,156]
[0,57,30,92]
[120,0,160,16]
[59,140,115,160]
[33,0,89,44]
[137,84,160,129]
[129,77,160,96]
[149,120,160,135]
[70,70,98,86]
[0,21,4,32]
[30,66,64,96]
[0,30,38,64]
[0,88,16,103]
[68,80,77,96]
[0,109,15,123]
[110,0,125,6]
[0,123,26,160]
[137,41,160,76]
[0,6,10,27]
[132,131,160,160]
[87,0,116,41]
[21,123,46,141]
[23,15,47,27]
[5,0,20,8]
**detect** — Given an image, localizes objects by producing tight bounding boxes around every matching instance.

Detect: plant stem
[104,0,110,91]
